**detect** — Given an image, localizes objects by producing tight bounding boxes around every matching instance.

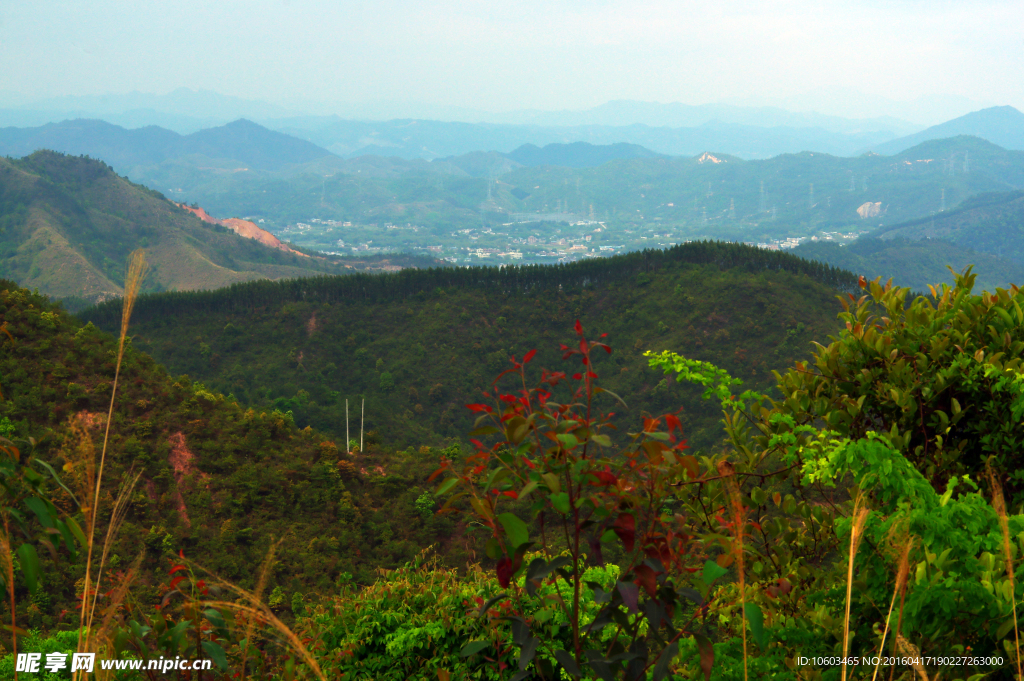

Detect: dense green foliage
[82,242,853,451]
[12,235,1024,679]
[0,280,480,638]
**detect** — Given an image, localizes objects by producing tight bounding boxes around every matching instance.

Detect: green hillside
[873,189,1024,263]
[0,151,348,307]
[0,278,474,629]
[82,242,855,451]
[792,236,1024,292]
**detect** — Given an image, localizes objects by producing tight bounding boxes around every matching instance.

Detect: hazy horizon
[1,0,1021,128]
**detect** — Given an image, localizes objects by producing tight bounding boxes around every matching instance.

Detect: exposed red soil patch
[176,203,308,257]
[167,432,211,528]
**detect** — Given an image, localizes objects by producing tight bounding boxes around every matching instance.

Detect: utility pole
[360,399,365,452]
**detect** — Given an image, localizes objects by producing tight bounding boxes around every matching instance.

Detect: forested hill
[0,279,480,623]
[872,189,1024,264]
[82,242,856,450]
[792,235,1024,292]
[0,151,347,308]
[85,240,858,321]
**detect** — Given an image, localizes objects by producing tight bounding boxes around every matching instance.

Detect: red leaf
[523,349,537,364]
[466,404,493,413]
[591,466,617,486]
[496,557,514,588]
[573,373,583,380]
[612,513,636,552]
[665,414,682,433]
[501,490,518,499]
[579,339,588,354]
[169,564,188,575]
[574,320,584,336]
[634,564,658,599]
[179,549,185,559]
[169,575,185,590]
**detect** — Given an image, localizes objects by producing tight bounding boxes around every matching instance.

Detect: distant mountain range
[274,116,903,160]
[0,118,336,172]
[867,106,1024,155]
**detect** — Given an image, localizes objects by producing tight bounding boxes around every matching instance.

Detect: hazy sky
[1,0,1021,120]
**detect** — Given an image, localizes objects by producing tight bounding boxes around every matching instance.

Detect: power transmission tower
[759,181,766,212]
[771,205,777,221]
[940,188,946,212]
[849,175,855,192]
[963,150,970,173]
[809,183,814,209]
[729,198,735,220]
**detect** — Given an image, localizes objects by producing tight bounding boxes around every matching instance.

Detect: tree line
[82,241,860,327]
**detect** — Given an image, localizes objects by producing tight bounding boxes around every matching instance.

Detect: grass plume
[240,538,283,681]
[187,542,326,681]
[895,634,930,681]
[989,464,1022,680]
[76,249,148,663]
[872,534,914,681]
[842,494,870,681]
[0,511,16,673]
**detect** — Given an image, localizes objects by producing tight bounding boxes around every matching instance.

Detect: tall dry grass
[74,249,148,678]
[841,495,870,681]
[59,250,323,680]
[0,509,17,667]
[188,543,326,681]
[989,465,1022,680]
[872,534,914,681]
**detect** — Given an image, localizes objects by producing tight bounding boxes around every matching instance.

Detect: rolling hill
[0,151,346,307]
[869,106,1024,156]
[871,189,1024,265]
[82,242,856,452]
[0,118,336,172]
[792,236,1024,292]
